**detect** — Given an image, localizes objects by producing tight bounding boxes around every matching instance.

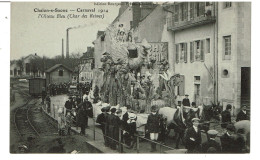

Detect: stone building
[45,64,73,85]
[165,2,251,113]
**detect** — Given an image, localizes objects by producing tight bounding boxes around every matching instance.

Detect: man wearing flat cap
[201,130,221,153]
[182,94,191,107]
[220,124,237,153]
[184,118,202,153]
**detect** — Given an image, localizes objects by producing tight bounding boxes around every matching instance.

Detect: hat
[101,108,106,112]
[128,112,137,119]
[151,105,157,112]
[191,118,200,122]
[226,124,236,132]
[110,108,116,113]
[105,106,111,112]
[116,109,122,114]
[207,130,218,136]
[185,94,189,96]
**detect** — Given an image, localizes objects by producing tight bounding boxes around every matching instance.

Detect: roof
[45,64,73,73]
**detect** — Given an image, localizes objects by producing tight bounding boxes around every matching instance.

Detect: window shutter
[200,40,205,61]
[174,5,179,23]
[176,44,179,63]
[184,43,187,63]
[179,75,185,96]
[190,42,194,63]
[199,2,205,16]
[190,2,194,20]
[184,3,188,20]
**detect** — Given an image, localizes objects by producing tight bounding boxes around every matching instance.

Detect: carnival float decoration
[98,24,179,111]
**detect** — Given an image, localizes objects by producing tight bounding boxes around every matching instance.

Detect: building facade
[165,2,251,113]
[45,64,73,85]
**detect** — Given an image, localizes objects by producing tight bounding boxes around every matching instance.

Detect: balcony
[167,6,216,31]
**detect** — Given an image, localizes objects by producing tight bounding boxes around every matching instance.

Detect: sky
[10,2,120,60]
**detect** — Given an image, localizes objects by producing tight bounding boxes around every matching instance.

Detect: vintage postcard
[9,1,250,154]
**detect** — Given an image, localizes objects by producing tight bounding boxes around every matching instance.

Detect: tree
[16,58,24,74]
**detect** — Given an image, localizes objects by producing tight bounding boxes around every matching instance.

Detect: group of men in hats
[96,105,123,150]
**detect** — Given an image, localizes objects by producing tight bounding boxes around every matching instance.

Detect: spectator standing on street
[220,124,237,153]
[65,97,73,116]
[77,104,88,135]
[221,104,232,128]
[236,105,249,122]
[201,130,221,153]
[57,108,66,136]
[81,97,93,127]
[42,87,46,104]
[146,105,160,152]
[107,108,121,150]
[65,112,73,135]
[45,96,51,114]
[184,118,202,153]
[182,94,190,107]
[96,107,109,147]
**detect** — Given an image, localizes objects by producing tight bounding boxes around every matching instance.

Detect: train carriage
[28,78,46,97]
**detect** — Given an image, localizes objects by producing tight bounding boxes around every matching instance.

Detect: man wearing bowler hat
[201,130,221,153]
[182,94,191,107]
[184,118,202,153]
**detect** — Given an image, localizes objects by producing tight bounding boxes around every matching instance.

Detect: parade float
[95,24,182,113]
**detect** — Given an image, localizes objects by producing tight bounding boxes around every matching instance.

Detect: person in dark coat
[201,130,221,153]
[77,104,88,135]
[122,105,131,146]
[65,97,73,115]
[182,94,190,107]
[221,104,232,128]
[96,107,108,146]
[236,106,249,122]
[80,97,93,127]
[220,124,238,153]
[184,118,202,153]
[45,96,51,114]
[107,108,122,150]
[146,105,160,152]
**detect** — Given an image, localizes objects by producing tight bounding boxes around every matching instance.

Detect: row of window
[175,35,231,63]
[172,2,232,23]
[175,39,210,63]
[175,75,202,96]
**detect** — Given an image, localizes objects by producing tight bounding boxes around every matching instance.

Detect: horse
[158,106,197,148]
[234,120,250,152]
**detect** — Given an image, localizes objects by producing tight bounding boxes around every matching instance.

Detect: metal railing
[167,7,215,30]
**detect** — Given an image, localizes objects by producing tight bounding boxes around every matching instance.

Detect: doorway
[241,67,250,106]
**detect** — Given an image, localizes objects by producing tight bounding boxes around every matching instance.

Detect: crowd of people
[47,83,71,96]
[47,91,249,153]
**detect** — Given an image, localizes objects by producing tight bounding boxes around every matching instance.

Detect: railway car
[29,78,46,97]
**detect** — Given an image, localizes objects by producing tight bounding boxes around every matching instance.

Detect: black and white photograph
[7,1,251,154]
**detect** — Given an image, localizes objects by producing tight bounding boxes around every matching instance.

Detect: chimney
[66,28,70,59]
[132,2,141,29]
[62,39,64,59]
